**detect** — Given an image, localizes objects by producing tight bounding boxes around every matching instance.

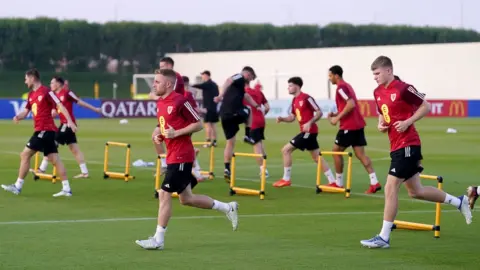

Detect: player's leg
[152,126,167,172]
[467,186,479,209]
[207,109,219,147]
[243,107,254,144]
[352,128,381,193]
[404,174,471,224]
[48,152,73,197]
[250,128,269,177]
[36,156,49,173]
[308,141,336,185]
[68,143,89,178]
[332,143,346,187]
[2,133,42,194]
[191,148,206,181]
[221,117,238,181]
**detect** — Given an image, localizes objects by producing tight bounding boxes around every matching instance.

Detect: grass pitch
[0,118,479,269]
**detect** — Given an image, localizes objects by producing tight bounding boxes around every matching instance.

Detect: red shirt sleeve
[185,92,198,109]
[180,99,201,124]
[401,84,425,107]
[290,99,295,115]
[47,90,61,105]
[260,92,268,105]
[68,90,80,103]
[337,85,352,101]
[306,96,320,112]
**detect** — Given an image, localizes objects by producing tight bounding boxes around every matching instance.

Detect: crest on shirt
[390,94,396,102]
[167,106,173,114]
[38,95,43,101]
[299,101,303,107]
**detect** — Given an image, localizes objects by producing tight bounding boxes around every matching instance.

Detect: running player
[214,66,261,181]
[2,69,75,197]
[150,57,185,173]
[135,69,238,250]
[32,76,102,178]
[244,81,270,177]
[360,56,472,249]
[273,77,336,187]
[327,65,381,194]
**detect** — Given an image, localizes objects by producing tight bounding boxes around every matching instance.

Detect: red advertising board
[357,100,468,118]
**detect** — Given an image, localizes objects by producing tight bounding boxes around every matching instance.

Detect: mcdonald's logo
[358,101,371,117]
[449,101,465,116]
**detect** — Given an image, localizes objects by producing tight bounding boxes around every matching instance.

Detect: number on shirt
[158,116,166,134]
[380,104,391,124]
[31,103,38,116]
[295,108,302,121]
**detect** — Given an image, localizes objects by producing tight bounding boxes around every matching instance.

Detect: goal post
[132,74,155,100]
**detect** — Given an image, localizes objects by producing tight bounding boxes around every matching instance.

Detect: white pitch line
[0,209,457,226]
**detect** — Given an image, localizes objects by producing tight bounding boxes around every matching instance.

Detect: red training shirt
[157,91,201,164]
[184,91,198,109]
[335,81,366,130]
[374,79,424,152]
[291,92,320,134]
[55,88,79,125]
[25,85,60,132]
[244,86,268,129]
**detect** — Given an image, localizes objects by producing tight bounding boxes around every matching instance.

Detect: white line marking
[0,209,457,225]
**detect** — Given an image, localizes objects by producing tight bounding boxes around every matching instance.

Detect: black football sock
[224,163,230,171]
[245,127,251,137]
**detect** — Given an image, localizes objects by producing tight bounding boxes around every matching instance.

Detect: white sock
[260,166,268,175]
[212,200,231,214]
[154,225,166,243]
[369,172,379,185]
[39,159,49,171]
[62,180,71,192]
[161,158,167,167]
[444,193,461,209]
[79,163,88,174]
[283,167,291,181]
[193,159,200,170]
[324,169,335,184]
[379,220,393,241]
[15,178,24,189]
[336,173,344,187]
[192,169,202,179]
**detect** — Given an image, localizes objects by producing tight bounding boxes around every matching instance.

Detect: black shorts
[389,146,424,180]
[250,127,265,144]
[204,109,219,123]
[335,128,367,148]
[290,132,319,151]
[27,131,58,156]
[221,107,250,140]
[162,163,198,194]
[55,124,78,145]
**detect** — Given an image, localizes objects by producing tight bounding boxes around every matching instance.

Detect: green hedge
[1,18,479,71]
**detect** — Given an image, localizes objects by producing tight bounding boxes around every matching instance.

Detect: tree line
[1,18,479,71]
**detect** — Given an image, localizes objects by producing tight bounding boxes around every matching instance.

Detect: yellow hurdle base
[316,185,346,194]
[230,187,265,200]
[393,220,435,231]
[200,171,215,180]
[33,173,56,183]
[104,171,135,181]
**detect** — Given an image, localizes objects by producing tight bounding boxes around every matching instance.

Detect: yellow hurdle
[316,151,353,198]
[392,174,443,238]
[103,141,135,181]
[229,152,267,200]
[32,152,58,183]
[192,141,215,180]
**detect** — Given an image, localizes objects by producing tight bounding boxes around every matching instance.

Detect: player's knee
[178,194,193,206]
[407,188,423,199]
[281,145,292,155]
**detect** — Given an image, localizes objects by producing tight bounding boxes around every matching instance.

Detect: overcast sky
[2,0,479,32]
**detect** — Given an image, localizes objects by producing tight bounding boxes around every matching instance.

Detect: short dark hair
[160,57,174,66]
[201,70,211,77]
[242,66,256,79]
[288,77,303,88]
[25,68,40,80]
[329,65,343,77]
[371,56,393,71]
[52,76,65,85]
[155,68,177,81]
[182,76,189,83]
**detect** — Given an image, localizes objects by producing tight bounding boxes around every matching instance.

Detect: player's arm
[172,101,203,137]
[305,97,322,125]
[335,87,355,119]
[278,114,295,123]
[216,74,243,100]
[394,84,430,132]
[68,91,101,113]
[263,102,270,115]
[243,93,260,109]
[14,108,30,122]
[49,92,77,131]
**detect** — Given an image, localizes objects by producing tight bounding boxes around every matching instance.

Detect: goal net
[132,74,155,100]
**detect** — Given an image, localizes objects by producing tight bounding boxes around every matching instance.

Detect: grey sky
[2,0,479,32]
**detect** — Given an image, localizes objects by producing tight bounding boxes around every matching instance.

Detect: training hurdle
[392,174,443,238]
[193,141,215,180]
[32,152,57,183]
[103,141,135,181]
[229,152,267,200]
[316,151,353,198]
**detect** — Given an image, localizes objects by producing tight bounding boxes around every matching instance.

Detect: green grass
[0,118,479,269]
